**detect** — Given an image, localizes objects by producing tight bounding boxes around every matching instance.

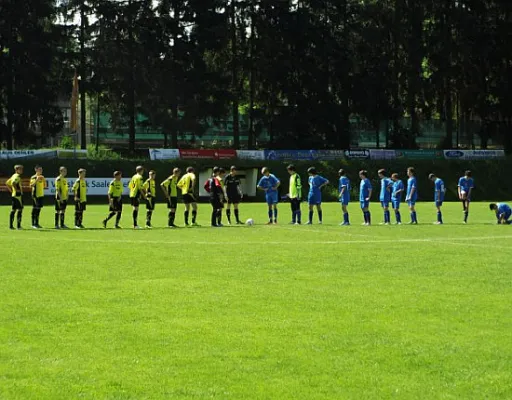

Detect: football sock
[106,212,116,222]
[184,211,189,225]
[318,210,323,223]
[115,213,121,225]
[60,213,65,227]
[133,209,138,226]
[55,212,59,226]
[226,209,232,223]
[296,210,301,224]
[344,212,349,224]
[211,210,217,226]
[217,210,222,225]
[309,210,314,223]
[464,211,469,222]
[31,209,36,226]
[10,211,15,228]
[384,210,390,223]
[234,209,240,223]
[268,210,272,221]
[437,211,443,223]
[146,211,152,225]
[17,211,22,228]
[395,210,401,223]
[192,210,197,223]
[273,208,278,222]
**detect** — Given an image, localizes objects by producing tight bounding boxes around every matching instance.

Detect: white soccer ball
[246,218,254,226]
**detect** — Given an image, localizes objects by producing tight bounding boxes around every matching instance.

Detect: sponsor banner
[443,149,505,160]
[44,177,131,196]
[264,150,320,161]
[57,149,88,159]
[236,150,265,160]
[395,150,444,160]
[315,150,346,160]
[0,150,57,160]
[369,149,397,160]
[344,149,370,159]
[149,148,180,160]
[179,149,237,160]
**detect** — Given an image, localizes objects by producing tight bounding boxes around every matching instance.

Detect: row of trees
[0,0,511,152]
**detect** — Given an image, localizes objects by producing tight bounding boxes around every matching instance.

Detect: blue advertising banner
[264,150,319,160]
[344,149,370,159]
[369,149,397,160]
[443,149,505,160]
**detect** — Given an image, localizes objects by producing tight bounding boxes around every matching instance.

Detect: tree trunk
[445,77,453,147]
[248,2,255,150]
[231,0,240,149]
[6,22,14,150]
[80,2,87,149]
[171,104,178,148]
[127,0,136,154]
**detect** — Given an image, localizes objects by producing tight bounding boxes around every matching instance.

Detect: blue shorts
[360,200,370,209]
[380,201,390,208]
[340,198,350,206]
[265,192,279,205]
[407,200,416,207]
[308,194,321,205]
[435,200,444,207]
[392,200,401,209]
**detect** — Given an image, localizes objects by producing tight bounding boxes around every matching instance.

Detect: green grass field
[1,202,511,399]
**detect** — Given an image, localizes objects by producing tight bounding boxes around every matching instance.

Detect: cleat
[145,225,152,229]
[266,221,273,225]
[289,221,296,225]
[305,221,313,225]
[75,226,81,229]
[294,222,301,225]
[32,225,39,229]
[102,220,107,229]
[217,223,224,227]
[55,225,60,230]
[79,225,85,229]
[115,225,122,229]
[61,225,69,229]
[192,222,200,227]
[134,225,142,229]
[433,221,443,225]
[273,221,278,225]
[318,221,323,225]
[236,221,243,225]
[17,227,23,230]
[9,226,15,230]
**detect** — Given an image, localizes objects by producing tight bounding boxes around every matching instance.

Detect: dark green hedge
[1,158,509,204]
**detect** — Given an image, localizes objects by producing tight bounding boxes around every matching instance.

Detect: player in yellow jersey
[103,171,124,229]
[129,165,146,229]
[30,165,47,229]
[161,167,181,227]
[143,170,157,228]
[72,168,87,229]
[55,166,69,229]
[177,166,198,226]
[5,164,24,230]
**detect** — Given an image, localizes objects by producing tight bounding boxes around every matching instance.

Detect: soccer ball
[245,218,254,226]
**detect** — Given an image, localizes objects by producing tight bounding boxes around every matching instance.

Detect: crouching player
[103,171,123,228]
[338,169,350,226]
[489,203,512,225]
[391,173,404,224]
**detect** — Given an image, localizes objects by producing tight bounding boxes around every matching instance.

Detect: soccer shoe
[305,221,313,225]
[266,221,273,225]
[102,220,107,229]
[145,225,153,229]
[17,226,23,230]
[32,225,39,229]
[217,223,224,227]
[289,221,296,225]
[396,222,402,225]
[55,225,60,230]
[9,226,15,230]
[133,225,143,229]
[236,221,243,225]
[433,221,443,225]
[273,220,278,225]
[192,222,200,227]
[61,225,69,229]
[115,225,122,229]
[79,225,86,229]
[74,226,81,229]
[318,221,323,225]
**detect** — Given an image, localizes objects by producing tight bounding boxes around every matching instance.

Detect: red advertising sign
[179,149,237,160]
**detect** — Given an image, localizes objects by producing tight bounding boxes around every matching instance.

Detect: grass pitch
[1,202,511,399]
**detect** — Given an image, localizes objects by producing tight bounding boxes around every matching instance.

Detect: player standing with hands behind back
[178,167,199,226]
[129,166,146,229]
[160,168,181,228]
[143,170,157,228]
[6,164,24,230]
[257,167,280,225]
[224,166,243,225]
[103,171,124,229]
[30,165,46,229]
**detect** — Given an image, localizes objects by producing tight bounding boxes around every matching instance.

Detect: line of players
[258,165,475,226]
[6,162,510,229]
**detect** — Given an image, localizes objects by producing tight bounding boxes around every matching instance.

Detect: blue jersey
[458,177,474,193]
[308,175,328,196]
[258,174,280,194]
[391,180,404,201]
[434,178,445,201]
[379,178,393,202]
[359,178,372,202]
[339,176,350,203]
[406,177,417,201]
[497,203,512,220]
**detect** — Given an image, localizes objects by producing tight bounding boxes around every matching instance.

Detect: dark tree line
[0,0,511,152]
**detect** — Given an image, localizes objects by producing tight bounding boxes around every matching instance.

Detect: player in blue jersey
[257,167,280,224]
[458,170,474,223]
[306,167,329,225]
[359,170,372,226]
[391,173,404,224]
[489,203,512,224]
[429,173,446,225]
[378,169,393,225]
[405,167,418,224]
[338,169,351,226]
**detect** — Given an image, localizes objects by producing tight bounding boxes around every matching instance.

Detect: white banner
[443,149,505,160]
[236,150,265,160]
[149,148,180,160]
[0,150,57,160]
[44,178,131,196]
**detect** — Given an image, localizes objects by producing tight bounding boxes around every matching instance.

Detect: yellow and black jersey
[55,176,69,200]
[30,174,46,198]
[72,179,87,202]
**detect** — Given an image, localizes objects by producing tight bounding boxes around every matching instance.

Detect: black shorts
[167,197,178,209]
[210,199,223,209]
[110,197,123,212]
[75,201,87,212]
[227,194,241,204]
[32,197,44,209]
[183,193,196,204]
[130,197,140,207]
[55,199,68,212]
[11,197,23,210]
[146,197,156,211]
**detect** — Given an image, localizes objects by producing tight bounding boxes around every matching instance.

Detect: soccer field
[1,202,511,399]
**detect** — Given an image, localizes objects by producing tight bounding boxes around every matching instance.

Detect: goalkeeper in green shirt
[287,164,302,224]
